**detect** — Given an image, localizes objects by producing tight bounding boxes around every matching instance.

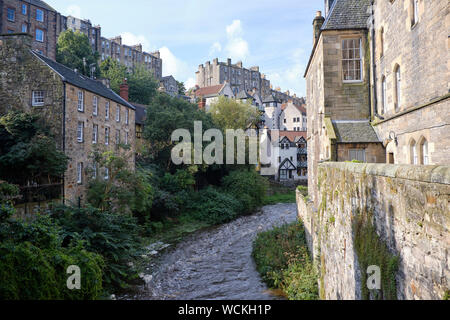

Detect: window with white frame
[22,4,27,15]
[104,167,109,180]
[349,149,366,162]
[36,29,44,42]
[410,140,418,165]
[105,102,110,120]
[116,105,120,122]
[22,24,28,33]
[421,139,429,165]
[77,162,83,184]
[92,124,98,144]
[394,65,401,110]
[77,122,84,143]
[93,96,98,116]
[32,91,45,106]
[125,109,129,125]
[342,39,362,82]
[92,163,97,179]
[77,91,84,111]
[105,127,110,145]
[36,9,44,22]
[7,8,15,21]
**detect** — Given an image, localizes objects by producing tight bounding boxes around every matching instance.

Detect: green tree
[0,112,68,185]
[56,30,99,77]
[176,81,186,95]
[99,59,159,105]
[209,96,261,131]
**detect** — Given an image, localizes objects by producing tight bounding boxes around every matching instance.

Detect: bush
[186,187,241,225]
[49,205,142,290]
[222,169,268,214]
[252,222,318,300]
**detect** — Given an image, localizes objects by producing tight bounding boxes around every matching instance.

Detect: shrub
[186,187,241,225]
[222,169,268,214]
[49,205,142,290]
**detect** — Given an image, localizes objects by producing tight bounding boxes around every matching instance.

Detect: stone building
[0,34,136,205]
[0,0,64,60]
[369,0,449,165]
[160,75,179,97]
[62,15,101,53]
[304,0,386,204]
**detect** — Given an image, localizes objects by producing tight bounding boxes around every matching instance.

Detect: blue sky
[46,0,320,97]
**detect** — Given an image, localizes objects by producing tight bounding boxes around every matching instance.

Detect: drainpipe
[370,0,381,120]
[62,81,66,204]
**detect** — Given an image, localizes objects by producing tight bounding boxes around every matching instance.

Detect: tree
[0,112,68,185]
[99,59,159,105]
[56,30,100,77]
[209,96,261,131]
[176,81,186,95]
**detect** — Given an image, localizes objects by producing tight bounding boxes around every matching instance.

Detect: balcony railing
[297,161,308,168]
[297,148,307,155]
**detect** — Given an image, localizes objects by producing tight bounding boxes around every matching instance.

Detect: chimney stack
[313,11,325,45]
[119,78,129,102]
[227,58,232,66]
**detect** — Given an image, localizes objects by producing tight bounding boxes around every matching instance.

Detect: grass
[252,221,318,300]
[263,191,297,205]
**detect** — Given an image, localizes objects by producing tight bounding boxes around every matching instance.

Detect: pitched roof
[263,93,281,103]
[269,130,307,143]
[322,0,371,30]
[24,0,56,12]
[332,121,381,143]
[194,84,224,97]
[33,51,135,110]
[132,103,147,125]
[236,90,254,100]
[281,103,307,115]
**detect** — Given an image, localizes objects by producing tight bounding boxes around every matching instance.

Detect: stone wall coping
[319,162,450,185]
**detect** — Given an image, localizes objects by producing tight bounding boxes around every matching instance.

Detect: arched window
[410,139,418,165]
[419,137,429,165]
[381,75,386,114]
[412,0,419,26]
[394,65,401,111]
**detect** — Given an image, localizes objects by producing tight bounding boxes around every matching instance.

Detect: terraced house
[0,34,136,206]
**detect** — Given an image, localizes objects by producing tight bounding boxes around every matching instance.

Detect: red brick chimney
[119,78,129,102]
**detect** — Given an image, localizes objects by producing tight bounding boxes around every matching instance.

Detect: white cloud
[209,41,222,56]
[224,20,249,61]
[120,32,152,52]
[65,5,82,18]
[185,77,196,90]
[159,46,195,87]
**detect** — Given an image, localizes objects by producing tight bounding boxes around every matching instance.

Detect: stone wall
[297,162,449,300]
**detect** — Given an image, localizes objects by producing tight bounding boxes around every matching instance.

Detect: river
[119,203,298,300]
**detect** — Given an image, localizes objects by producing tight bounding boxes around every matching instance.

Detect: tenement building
[0,0,64,60]
[62,15,101,53]
[0,34,136,205]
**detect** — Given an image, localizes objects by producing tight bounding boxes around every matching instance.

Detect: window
[104,167,109,180]
[22,24,27,33]
[125,109,129,125]
[77,163,83,184]
[93,96,98,116]
[36,29,44,42]
[77,122,84,143]
[410,140,418,165]
[7,8,15,21]
[105,102,110,120]
[349,149,366,162]
[32,91,44,106]
[92,163,97,179]
[381,76,386,114]
[22,4,27,15]
[280,169,288,180]
[36,9,44,22]
[77,91,84,111]
[421,139,429,165]
[115,130,120,145]
[105,128,110,145]
[93,124,98,144]
[394,65,401,110]
[412,0,419,26]
[125,132,129,145]
[116,105,120,122]
[342,39,362,82]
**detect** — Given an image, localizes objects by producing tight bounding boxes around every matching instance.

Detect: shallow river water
[120,203,298,300]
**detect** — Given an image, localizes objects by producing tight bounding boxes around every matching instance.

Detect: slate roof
[332,121,381,143]
[33,51,135,110]
[322,0,371,30]
[132,103,147,125]
[263,93,281,104]
[236,90,254,100]
[24,0,56,12]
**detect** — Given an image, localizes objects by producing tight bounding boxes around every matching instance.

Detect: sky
[46,0,320,97]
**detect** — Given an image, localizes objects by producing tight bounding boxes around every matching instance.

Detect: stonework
[297,162,449,300]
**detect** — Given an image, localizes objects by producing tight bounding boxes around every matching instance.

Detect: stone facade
[297,162,449,300]
[0,34,135,204]
[370,0,450,165]
[0,0,64,60]
[63,15,101,53]
[160,75,179,97]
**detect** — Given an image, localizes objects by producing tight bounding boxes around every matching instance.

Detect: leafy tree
[0,112,68,185]
[56,30,100,77]
[209,96,261,131]
[99,58,159,105]
[176,81,186,95]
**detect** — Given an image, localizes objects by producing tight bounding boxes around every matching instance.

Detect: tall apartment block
[196,58,272,98]
[62,15,101,53]
[0,0,65,60]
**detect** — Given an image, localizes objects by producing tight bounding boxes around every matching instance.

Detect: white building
[280,102,307,132]
[193,82,234,111]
